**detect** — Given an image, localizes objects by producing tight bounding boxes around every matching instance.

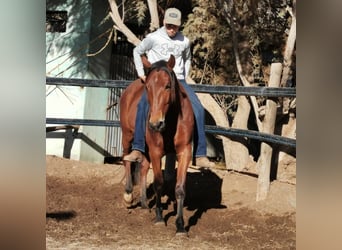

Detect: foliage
[112,0,295,88]
[114,1,147,26]
[132,1,148,26]
[182,0,294,87]
[109,0,295,115]
[183,1,238,85]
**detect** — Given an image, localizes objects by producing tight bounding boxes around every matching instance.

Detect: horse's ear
[167,55,175,69]
[141,55,152,69]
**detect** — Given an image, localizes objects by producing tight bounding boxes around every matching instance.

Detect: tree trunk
[198,93,232,169]
[280,2,296,113]
[226,95,254,171]
[256,63,282,201]
[278,114,296,163]
[220,1,261,171]
[280,2,296,88]
[220,0,262,131]
[186,77,232,170]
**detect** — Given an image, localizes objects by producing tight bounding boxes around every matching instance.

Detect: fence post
[256,63,283,201]
[63,127,79,159]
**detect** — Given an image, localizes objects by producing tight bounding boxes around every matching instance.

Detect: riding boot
[195,157,215,169]
[123,150,143,162]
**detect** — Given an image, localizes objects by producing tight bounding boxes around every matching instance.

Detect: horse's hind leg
[175,192,186,235]
[122,134,134,207]
[175,184,186,235]
[139,158,150,209]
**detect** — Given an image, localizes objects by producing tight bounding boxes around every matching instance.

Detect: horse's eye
[165,84,171,90]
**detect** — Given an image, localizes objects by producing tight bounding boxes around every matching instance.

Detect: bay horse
[120,55,194,235]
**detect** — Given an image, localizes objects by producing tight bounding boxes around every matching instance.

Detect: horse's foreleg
[151,158,164,224]
[175,150,191,235]
[123,160,133,206]
[154,170,164,224]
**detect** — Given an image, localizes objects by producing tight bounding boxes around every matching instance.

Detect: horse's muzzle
[149,120,165,132]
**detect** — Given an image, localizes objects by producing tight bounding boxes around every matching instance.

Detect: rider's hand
[140,75,146,83]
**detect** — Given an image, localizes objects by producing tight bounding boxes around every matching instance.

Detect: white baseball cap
[164,8,182,26]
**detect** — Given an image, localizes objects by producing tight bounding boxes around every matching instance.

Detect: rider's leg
[123,91,148,162]
[178,79,215,168]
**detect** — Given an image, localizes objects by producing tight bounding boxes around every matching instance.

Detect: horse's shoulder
[129,78,144,89]
[121,79,145,108]
[125,79,144,94]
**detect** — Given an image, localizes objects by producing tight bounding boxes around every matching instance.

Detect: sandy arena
[46,155,296,249]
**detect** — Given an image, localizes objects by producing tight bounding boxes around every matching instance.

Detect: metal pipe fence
[46,77,296,159]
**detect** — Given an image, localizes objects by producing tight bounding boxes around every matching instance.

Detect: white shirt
[133,26,191,80]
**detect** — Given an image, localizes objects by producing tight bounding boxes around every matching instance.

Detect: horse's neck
[167,91,183,121]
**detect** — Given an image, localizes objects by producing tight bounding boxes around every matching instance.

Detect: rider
[123,7,215,169]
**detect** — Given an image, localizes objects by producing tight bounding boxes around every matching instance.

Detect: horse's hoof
[175,229,188,237]
[123,192,133,205]
[140,203,149,209]
[175,230,188,237]
[154,219,165,226]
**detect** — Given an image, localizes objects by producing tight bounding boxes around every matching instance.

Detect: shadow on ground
[143,168,226,232]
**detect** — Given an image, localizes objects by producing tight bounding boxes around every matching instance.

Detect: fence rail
[46,77,296,97]
[46,77,296,149]
[46,117,295,148]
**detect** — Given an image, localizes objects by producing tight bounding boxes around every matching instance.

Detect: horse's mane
[147,60,179,104]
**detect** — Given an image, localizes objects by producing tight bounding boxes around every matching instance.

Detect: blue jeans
[131,79,207,157]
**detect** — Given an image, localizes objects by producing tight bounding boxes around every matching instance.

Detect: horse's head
[142,55,178,132]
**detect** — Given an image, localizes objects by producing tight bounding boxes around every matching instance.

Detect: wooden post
[256,63,283,201]
[63,126,79,159]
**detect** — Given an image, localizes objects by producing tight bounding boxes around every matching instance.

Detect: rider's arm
[133,35,154,79]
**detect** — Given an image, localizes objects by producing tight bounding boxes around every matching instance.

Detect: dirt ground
[46,155,296,249]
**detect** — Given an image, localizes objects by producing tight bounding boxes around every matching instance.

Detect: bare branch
[87,27,114,57]
[147,0,159,31]
[107,0,141,45]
